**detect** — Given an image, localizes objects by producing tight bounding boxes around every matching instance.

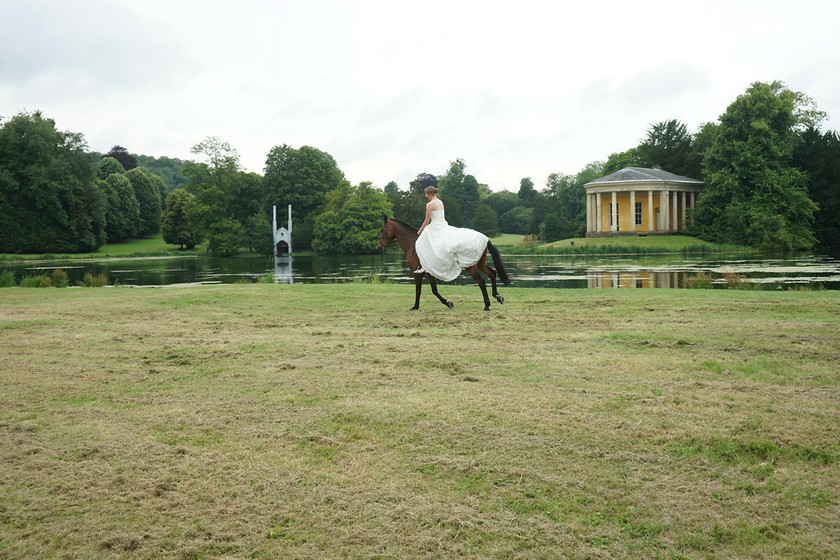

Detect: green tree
[182,137,249,254]
[0,111,105,253]
[545,161,604,238]
[602,148,644,175]
[438,159,480,224]
[161,188,202,249]
[207,218,243,257]
[126,167,162,235]
[135,154,188,191]
[517,177,537,207]
[500,206,533,234]
[471,203,500,237]
[264,144,349,250]
[229,172,266,226]
[97,156,126,179]
[241,213,274,255]
[101,173,140,241]
[485,190,519,218]
[312,182,393,254]
[383,180,400,208]
[691,81,819,250]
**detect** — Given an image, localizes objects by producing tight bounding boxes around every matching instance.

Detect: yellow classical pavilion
[584,167,704,237]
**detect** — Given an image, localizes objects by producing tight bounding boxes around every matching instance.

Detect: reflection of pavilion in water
[274,256,294,284]
[588,270,684,289]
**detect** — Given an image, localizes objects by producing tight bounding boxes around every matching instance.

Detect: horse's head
[378,216,394,252]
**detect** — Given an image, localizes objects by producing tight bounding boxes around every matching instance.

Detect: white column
[630,190,636,232]
[586,194,591,233]
[660,190,670,232]
[648,191,654,232]
[672,191,678,232]
[611,192,617,231]
[596,193,602,233]
[680,192,687,230]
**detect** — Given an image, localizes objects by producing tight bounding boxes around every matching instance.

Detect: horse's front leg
[467,267,492,311]
[411,274,423,310]
[428,276,454,309]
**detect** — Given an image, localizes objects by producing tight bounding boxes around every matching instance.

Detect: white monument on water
[273,205,293,283]
[272,204,292,256]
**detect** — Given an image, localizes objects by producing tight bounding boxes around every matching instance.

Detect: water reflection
[274,257,293,284]
[587,271,682,289]
[3,252,839,289]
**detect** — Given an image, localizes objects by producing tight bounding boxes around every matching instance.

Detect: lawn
[1,284,838,558]
[547,235,721,251]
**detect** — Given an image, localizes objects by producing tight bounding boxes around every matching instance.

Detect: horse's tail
[487,241,511,286]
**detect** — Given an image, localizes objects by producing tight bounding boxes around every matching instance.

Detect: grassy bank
[1,285,838,558]
[0,234,197,263]
[529,235,750,255]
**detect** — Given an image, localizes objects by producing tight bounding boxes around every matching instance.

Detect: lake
[4,251,840,289]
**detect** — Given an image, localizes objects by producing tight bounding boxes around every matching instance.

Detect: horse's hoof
[447,301,454,309]
[484,306,491,311]
[410,306,419,311]
[495,296,505,304]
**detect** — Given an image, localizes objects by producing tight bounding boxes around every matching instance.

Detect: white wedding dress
[415,209,489,281]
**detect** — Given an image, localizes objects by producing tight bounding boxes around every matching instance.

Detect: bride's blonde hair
[424,186,439,196]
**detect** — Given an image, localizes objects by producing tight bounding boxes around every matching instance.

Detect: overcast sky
[2,0,839,191]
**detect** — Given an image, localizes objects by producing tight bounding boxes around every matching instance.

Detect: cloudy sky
[2,0,839,191]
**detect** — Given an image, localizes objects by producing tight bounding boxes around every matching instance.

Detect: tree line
[1,80,838,255]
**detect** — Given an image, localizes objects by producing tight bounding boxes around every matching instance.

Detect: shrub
[722,271,762,290]
[0,270,14,287]
[81,272,108,287]
[19,275,50,287]
[518,234,539,248]
[684,271,714,289]
[50,269,69,287]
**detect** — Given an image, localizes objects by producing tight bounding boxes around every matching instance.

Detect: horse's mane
[390,219,418,234]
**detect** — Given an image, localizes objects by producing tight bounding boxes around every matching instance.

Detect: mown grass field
[1,284,838,559]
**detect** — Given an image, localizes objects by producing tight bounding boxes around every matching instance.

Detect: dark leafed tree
[793,127,840,249]
[105,145,137,170]
[393,173,437,225]
[637,120,699,177]
[409,173,438,195]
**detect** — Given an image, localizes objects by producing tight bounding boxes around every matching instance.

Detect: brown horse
[378,217,511,311]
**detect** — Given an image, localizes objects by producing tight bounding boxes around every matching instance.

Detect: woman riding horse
[379,190,510,310]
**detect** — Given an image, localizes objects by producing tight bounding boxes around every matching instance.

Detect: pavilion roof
[585,167,703,186]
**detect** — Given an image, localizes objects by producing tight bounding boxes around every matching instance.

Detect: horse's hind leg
[467,266,492,311]
[486,265,504,304]
[428,276,454,309]
[478,253,504,305]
